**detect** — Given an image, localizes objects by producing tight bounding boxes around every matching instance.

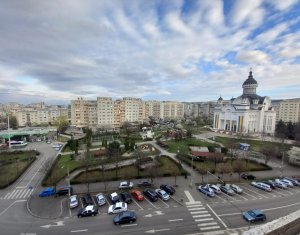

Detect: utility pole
[190,155,194,187]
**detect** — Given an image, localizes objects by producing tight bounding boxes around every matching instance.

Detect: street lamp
[190,155,194,187]
[62,166,71,197]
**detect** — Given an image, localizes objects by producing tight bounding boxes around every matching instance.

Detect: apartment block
[97,97,114,129]
[276,99,300,123]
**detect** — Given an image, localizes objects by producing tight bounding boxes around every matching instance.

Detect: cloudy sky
[0,0,300,105]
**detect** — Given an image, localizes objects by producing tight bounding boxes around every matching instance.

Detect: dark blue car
[243,209,266,223]
[39,187,55,197]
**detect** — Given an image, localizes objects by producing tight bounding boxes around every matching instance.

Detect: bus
[9,140,28,148]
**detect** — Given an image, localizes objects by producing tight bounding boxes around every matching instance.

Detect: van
[56,186,73,196]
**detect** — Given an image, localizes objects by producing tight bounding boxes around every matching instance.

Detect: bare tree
[215,162,233,182]
[232,159,248,181]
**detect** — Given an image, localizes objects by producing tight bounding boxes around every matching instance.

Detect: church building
[213,70,276,135]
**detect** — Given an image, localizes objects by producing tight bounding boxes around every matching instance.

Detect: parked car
[143,188,158,202]
[131,189,144,201]
[160,184,175,195]
[280,179,294,187]
[137,180,152,187]
[207,184,221,194]
[113,211,136,225]
[121,192,133,204]
[250,182,272,192]
[243,209,266,223]
[198,185,215,197]
[283,177,300,186]
[39,187,55,197]
[241,173,256,180]
[155,189,170,201]
[109,192,120,204]
[108,202,128,214]
[81,193,94,206]
[56,186,73,196]
[274,179,288,189]
[96,193,106,206]
[230,184,243,194]
[220,184,235,195]
[119,181,134,189]
[263,181,276,189]
[68,195,79,209]
[77,205,98,218]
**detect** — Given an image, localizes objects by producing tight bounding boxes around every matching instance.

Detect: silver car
[155,189,170,201]
[230,184,243,194]
[68,195,79,209]
[96,193,106,206]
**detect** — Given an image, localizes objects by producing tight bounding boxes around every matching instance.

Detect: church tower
[242,68,258,96]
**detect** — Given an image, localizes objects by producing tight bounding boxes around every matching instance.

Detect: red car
[131,189,144,201]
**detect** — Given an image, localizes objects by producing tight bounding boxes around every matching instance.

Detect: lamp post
[62,166,70,197]
[190,155,194,187]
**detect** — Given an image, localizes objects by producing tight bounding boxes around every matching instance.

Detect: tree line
[275,120,300,141]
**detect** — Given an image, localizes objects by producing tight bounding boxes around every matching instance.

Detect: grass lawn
[165,138,220,154]
[71,156,185,184]
[214,136,291,152]
[0,151,36,188]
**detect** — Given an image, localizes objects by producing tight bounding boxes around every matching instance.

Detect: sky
[0,0,300,105]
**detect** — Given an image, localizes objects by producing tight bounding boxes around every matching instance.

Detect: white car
[119,181,134,189]
[155,189,170,201]
[274,179,288,189]
[68,195,79,209]
[230,184,243,194]
[280,179,294,187]
[96,193,106,206]
[207,184,221,194]
[251,182,272,192]
[108,202,127,214]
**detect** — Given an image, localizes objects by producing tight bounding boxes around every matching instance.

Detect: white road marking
[3,192,10,199]
[200,226,220,231]
[193,214,210,218]
[188,207,205,211]
[16,186,26,189]
[184,190,196,203]
[70,229,88,233]
[197,222,217,227]
[245,187,268,198]
[195,218,214,222]
[206,204,228,229]
[121,224,138,227]
[14,190,24,199]
[214,194,227,202]
[132,198,144,210]
[186,204,203,208]
[158,198,170,208]
[168,218,183,222]
[191,211,208,214]
[0,200,26,217]
[144,197,159,209]
[23,189,33,198]
[7,190,19,199]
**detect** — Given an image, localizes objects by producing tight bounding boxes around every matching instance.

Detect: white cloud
[267,0,298,11]
[236,50,270,64]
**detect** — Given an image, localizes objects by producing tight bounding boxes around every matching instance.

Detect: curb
[26,195,65,220]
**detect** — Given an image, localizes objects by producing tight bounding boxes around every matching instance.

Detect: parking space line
[239,188,259,199]
[243,187,268,198]
[272,189,288,197]
[287,188,299,193]
[214,194,227,202]
[144,197,159,209]
[220,192,238,201]
[132,198,144,210]
[158,198,170,208]
[234,193,248,201]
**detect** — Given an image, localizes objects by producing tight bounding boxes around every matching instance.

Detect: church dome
[243,70,257,86]
[218,96,223,101]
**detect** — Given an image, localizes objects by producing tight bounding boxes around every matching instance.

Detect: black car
[143,188,158,202]
[160,184,175,195]
[113,211,136,225]
[241,173,256,180]
[263,181,276,189]
[121,192,133,204]
[137,181,152,187]
[81,193,94,206]
[109,192,120,204]
[77,205,98,218]
[56,186,73,196]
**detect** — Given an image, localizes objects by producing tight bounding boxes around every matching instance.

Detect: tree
[186,129,192,138]
[275,120,287,140]
[287,121,295,139]
[124,137,130,151]
[232,159,247,181]
[133,149,145,177]
[107,141,121,178]
[53,116,69,134]
[215,162,232,180]
[84,144,92,193]
[259,145,279,164]
[122,122,132,137]
[130,139,136,151]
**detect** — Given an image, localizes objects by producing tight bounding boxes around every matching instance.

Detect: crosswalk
[186,201,221,232]
[0,188,33,200]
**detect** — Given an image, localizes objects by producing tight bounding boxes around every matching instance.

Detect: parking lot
[197,182,300,204]
[63,188,184,218]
